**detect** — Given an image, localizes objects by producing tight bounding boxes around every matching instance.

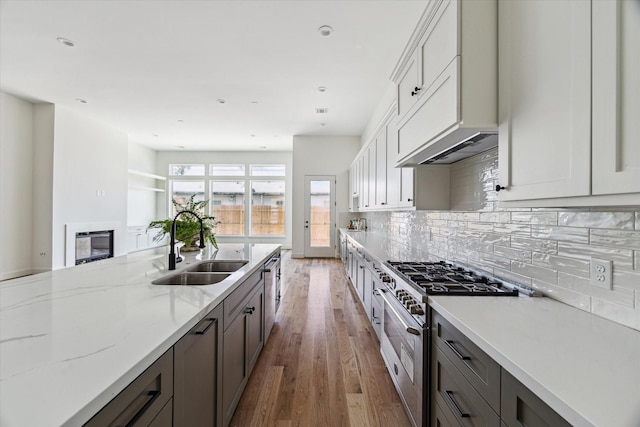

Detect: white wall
[127,142,159,227]
[51,106,129,269]
[360,82,396,148]
[291,135,361,258]
[0,92,34,280]
[156,150,293,248]
[32,104,55,273]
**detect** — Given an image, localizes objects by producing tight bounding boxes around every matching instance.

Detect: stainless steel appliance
[263,252,281,340]
[377,260,523,427]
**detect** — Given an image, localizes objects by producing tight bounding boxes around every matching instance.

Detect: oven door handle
[377,289,421,336]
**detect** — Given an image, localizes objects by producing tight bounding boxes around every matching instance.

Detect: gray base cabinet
[84,348,173,427]
[173,304,223,427]
[432,309,570,427]
[222,268,265,426]
[501,370,571,427]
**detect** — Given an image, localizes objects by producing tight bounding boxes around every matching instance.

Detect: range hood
[395,129,498,166]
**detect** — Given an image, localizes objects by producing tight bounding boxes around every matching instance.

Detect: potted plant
[148,195,220,250]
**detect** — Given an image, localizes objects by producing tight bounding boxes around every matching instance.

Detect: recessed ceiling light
[57,37,75,47]
[250,101,259,104]
[152,134,159,137]
[250,134,256,137]
[259,146,267,149]
[318,25,333,37]
[320,123,326,127]
[317,86,327,93]
[177,145,185,149]
[75,98,87,104]
[217,99,226,104]
[177,119,184,123]
[316,108,328,114]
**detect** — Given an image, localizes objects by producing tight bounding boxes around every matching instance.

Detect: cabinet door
[399,168,415,208]
[397,51,420,120]
[375,129,388,207]
[501,370,571,427]
[366,142,377,209]
[362,267,372,321]
[419,0,457,93]
[222,311,247,426]
[246,286,264,372]
[592,0,640,195]
[498,0,591,200]
[386,120,401,208]
[360,152,369,209]
[174,305,222,427]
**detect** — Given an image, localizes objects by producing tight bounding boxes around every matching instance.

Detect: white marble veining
[342,229,640,427]
[0,243,279,427]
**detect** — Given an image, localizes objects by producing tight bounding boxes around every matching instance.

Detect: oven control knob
[396,290,406,298]
[404,298,414,308]
[410,305,424,315]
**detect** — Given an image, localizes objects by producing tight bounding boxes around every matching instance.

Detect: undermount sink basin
[152,272,231,286]
[185,260,248,273]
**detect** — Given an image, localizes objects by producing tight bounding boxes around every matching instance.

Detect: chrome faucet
[169,210,205,270]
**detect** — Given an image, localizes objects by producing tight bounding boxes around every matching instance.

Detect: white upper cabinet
[498,0,640,205]
[591,0,640,196]
[498,0,591,201]
[375,128,388,208]
[392,0,498,166]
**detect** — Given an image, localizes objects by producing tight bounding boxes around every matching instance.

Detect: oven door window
[383,303,415,382]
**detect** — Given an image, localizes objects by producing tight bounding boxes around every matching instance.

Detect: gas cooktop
[386,261,519,296]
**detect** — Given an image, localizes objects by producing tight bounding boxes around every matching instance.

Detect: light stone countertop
[342,229,640,427]
[0,243,279,427]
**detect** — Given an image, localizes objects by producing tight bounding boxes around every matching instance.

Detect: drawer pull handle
[244,306,256,315]
[125,390,161,427]
[445,340,471,361]
[195,318,217,335]
[444,390,470,418]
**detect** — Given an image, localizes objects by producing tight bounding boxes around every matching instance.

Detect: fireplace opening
[75,230,114,265]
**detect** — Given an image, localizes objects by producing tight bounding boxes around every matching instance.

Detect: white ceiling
[0,0,427,151]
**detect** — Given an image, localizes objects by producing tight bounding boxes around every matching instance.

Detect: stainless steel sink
[185,260,248,272]
[152,272,231,286]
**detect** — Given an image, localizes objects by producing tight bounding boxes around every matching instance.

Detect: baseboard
[0,268,38,282]
[291,253,305,259]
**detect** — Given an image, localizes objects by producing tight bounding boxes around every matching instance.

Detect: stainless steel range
[376,260,522,427]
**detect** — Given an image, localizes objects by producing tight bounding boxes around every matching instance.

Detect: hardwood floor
[229,251,412,427]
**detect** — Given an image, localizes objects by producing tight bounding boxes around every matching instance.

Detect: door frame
[303,175,336,258]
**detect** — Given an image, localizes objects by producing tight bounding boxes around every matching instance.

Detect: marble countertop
[341,229,640,427]
[0,243,279,427]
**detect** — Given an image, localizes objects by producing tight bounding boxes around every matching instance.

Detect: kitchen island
[342,229,640,427]
[0,243,279,427]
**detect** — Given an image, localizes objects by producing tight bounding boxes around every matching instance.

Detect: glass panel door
[304,176,335,257]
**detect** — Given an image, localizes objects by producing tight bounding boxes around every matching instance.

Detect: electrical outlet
[590,258,612,289]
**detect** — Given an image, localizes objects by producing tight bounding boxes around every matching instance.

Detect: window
[250,164,285,176]
[169,164,205,176]
[210,164,245,176]
[251,180,285,236]
[210,181,245,235]
[170,181,204,216]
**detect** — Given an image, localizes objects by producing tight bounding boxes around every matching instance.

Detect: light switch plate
[590,258,612,290]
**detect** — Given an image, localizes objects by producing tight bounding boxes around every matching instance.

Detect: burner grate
[386,261,518,296]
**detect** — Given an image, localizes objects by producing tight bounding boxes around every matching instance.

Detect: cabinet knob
[407,198,413,202]
[495,185,506,192]
[411,86,421,96]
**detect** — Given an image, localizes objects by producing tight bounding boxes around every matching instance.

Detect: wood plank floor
[229,251,412,427]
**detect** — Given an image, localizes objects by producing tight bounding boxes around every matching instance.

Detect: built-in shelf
[128,169,166,181]
[128,169,166,192]
[128,184,166,192]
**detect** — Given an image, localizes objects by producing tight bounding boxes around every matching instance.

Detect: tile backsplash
[363,148,640,331]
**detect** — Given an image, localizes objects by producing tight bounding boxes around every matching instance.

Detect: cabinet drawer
[433,312,501,412]
[224,268,263,328]
[501,370,571,427]
[433,346,500,427]
[433,400,463,427]
[85,349,173,427]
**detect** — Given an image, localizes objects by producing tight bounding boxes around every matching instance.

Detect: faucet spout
[168,209,206,270]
